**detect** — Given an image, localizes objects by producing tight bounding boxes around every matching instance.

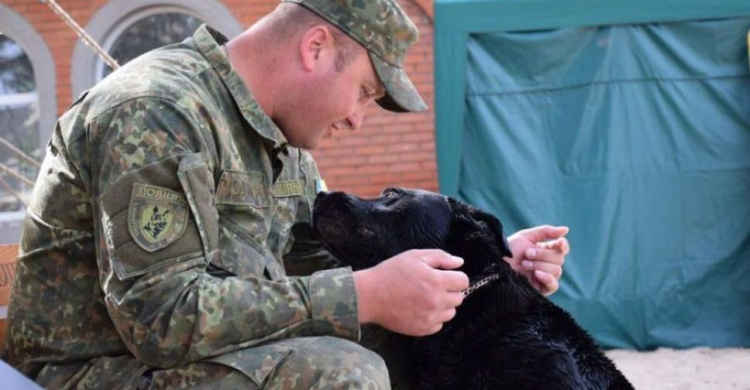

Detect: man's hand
[354,249,468,336]
[505,225,570,296]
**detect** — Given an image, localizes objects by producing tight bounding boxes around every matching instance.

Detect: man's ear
[299,25,334,72]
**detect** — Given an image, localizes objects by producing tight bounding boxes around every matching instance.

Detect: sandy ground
[605,348,750,390]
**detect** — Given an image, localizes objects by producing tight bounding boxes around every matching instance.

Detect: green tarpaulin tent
[434,0,750,349]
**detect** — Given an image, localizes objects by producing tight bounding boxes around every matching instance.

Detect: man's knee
[267,336,389,389]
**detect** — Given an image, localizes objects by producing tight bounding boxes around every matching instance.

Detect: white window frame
[0,5,56,244]
[95,6,206,81]
[72,0,244,98]
[0,92,37,108]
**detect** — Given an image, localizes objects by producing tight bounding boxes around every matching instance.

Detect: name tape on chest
[216,171,270,206]
[216,171,304,205]
[272,180,304,197]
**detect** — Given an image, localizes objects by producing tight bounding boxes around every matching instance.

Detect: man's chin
[283,129,330,150]
[288,138,319,150]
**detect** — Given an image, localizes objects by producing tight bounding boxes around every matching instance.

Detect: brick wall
[4,0,437,197]
[312,0,437,196]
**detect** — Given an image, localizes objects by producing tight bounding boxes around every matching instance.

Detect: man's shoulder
[82,43,216,121]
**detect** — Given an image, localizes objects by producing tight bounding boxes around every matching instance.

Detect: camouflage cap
[282,0,428,112]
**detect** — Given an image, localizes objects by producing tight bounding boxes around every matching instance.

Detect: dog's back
[416,274,632,389]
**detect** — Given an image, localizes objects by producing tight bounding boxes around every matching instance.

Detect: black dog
[313,187,633,390]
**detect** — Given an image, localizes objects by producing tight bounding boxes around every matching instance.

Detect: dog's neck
[463,273,502,297]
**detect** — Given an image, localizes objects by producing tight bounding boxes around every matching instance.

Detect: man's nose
[346,103,367,130]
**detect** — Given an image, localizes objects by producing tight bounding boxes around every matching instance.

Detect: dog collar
[462,273,501,297]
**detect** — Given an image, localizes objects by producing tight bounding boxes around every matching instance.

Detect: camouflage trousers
[35,326,414,389]
[144,335,393,389]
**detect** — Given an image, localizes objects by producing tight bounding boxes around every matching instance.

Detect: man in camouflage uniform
[3,0,570,388]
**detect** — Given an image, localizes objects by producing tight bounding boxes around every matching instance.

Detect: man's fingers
[437,307,458,324]
[418,311,458,336]
[528,247,566,267]
[522,225,569,243]
[416,250,465,270]
[534,270,559,296]
[443,291,465,308]
[527,259,563,279]
[424,323,444,336]
[538,237,570,255]
[441,270,470,292]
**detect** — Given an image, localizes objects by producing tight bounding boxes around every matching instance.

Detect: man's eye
[363,86,381,99]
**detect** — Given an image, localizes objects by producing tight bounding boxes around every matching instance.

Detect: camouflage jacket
[3,25,358,387]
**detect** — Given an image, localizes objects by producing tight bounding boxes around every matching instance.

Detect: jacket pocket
[213,217,272,278]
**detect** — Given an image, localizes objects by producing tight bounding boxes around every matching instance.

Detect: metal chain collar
[462,273,501,297]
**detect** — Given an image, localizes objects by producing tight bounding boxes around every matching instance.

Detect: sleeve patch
[128,183,190,252]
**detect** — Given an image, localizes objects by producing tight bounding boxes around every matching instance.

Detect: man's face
[278,42,386,149]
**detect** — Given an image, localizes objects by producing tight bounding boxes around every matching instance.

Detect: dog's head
[312,187,513,280]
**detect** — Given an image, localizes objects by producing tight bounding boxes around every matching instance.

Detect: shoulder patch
[128,183,189,252]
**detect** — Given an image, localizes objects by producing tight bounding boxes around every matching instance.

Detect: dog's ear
[447,198,513,264]
[467,203,513,259]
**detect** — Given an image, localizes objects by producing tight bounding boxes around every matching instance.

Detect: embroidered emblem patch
[128,183,189,252]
